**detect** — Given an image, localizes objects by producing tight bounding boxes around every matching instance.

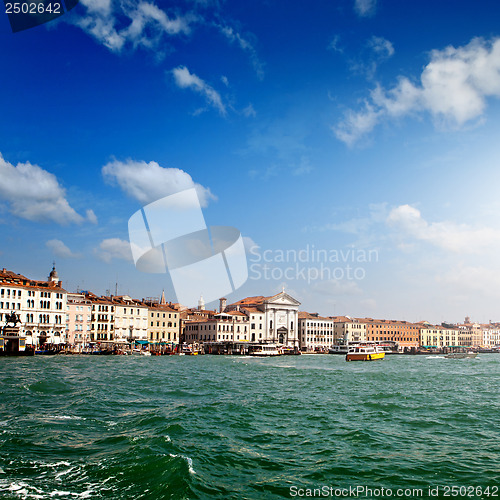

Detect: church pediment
[265,292,301,307]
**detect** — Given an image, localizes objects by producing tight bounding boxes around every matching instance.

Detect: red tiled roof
[230,296,270,306]
[0,268,66,292]
[299,311,333,321]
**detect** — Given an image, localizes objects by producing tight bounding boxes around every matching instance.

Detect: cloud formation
[334,37,500,145]
[387,204,500,253]
[96,238,133,262]
[368,36,394,59]
[74,0,194,53]
[46,239,81,258]
[0,154,84,224]
[172,66,227,115]
[218,24,264,80]
[354,0,376,17]
[86,209,98,224]
[242,103,256,118]
[102,158,216,207]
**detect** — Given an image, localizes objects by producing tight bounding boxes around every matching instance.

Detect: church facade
[227,290,301,347]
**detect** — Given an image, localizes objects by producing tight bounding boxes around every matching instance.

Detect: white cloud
[387,204,500,253]
[328,35,344,54]
[0,154,84,225]
[334,37,500,145]
[292,156,313,176]
[334,102,380,146]
[354,0,376,17]
[242,103,256,117]
[171,66,227,115]
[74,0,194,54]
[218,24,264,80]
[436,265,500,294]
[86,209,98,224]
[102,158,216,207]
[345,36,395,80]
[248,164,279,181]
[305,203,388,234]
[46,239,81,259]
[96,238,133,263]
[368,36,394,59]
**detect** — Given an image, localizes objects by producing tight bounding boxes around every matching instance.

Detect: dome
[48,263,59,282]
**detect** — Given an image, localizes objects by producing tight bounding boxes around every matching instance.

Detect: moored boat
[329,344,349,355]
[444,352,477,359]
[281,346,301,355]
[346,345,385,362]
[249,344,282,357]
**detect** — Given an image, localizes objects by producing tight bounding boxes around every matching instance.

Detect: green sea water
[0,354,498,499]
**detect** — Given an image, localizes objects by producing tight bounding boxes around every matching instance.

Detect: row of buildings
[0,266,499,351]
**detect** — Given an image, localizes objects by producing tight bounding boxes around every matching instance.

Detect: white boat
[445,352,477,359]
[328,345,349,354]
[131,348,151,356]
[249,344,282,357]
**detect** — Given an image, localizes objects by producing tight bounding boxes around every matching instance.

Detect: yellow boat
[346,345,385,362]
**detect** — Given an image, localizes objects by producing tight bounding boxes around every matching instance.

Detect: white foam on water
[2,480,44,499]
[49,490,72,497]
[46,416,85,421]
[54,467,76,480]
[77,490,93,499]
[164,435,171,442]
[40,462,71,469]
[50,487,96,498]
[169,454,196,474]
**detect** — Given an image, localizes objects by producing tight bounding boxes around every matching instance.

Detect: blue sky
[1,0,500,323]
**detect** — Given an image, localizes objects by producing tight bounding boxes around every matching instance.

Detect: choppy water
[0,354,498,499]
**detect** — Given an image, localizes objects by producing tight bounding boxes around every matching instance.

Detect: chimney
[220,297,227,313]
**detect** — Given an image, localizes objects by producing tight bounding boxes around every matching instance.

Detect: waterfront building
[227,290,300,347]
[184,310,250,344]
[333,316,367,344]
[456,324,473,346]
[298,312,335,351]
[419,323,438,348]
[362,318,419,350]
[419,322,461,349]
[239,306,265,343]
[179,303,217,344]
[110,295,149,343]
[65,292,92,349]
[84,293,115,342]
[480,323,500,347]
[0,266,67,347]
[145,294,180,345]
[460,317,482,346]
